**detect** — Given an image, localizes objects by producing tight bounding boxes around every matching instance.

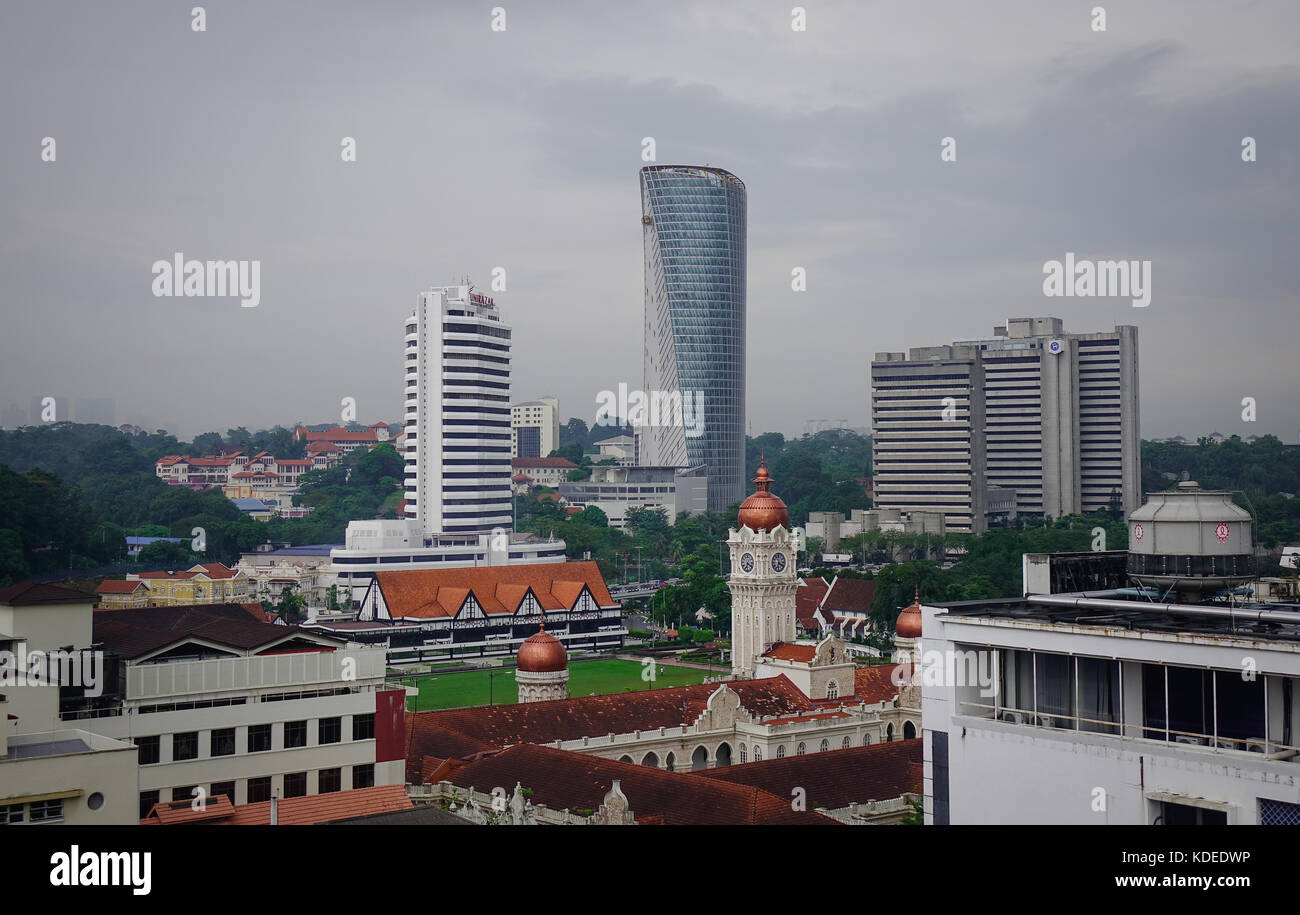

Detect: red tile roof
[436,744,836,826]
[795,577,830,629]
[95,579,149,594]
[374,561,615,621]
[822,577,876,615]
[406,676,815,773]
[853,665,903,704]
[92,604,321,659]
[511,457,578,469]
[698,741,922,810]
[305,441,341,453]
[302,428,379,443]
[761,642,817,663]
[0,581,94,606]
[141,785,411,825]
[193,562,239,580]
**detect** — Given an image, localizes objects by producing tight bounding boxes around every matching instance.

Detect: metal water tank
[1126,481,1254,599]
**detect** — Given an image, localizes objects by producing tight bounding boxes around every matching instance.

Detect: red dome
[737,458,789,531]
[517,624,568,673]
[896,586,922,639]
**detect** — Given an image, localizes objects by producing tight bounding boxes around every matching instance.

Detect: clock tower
[728,458,798,678]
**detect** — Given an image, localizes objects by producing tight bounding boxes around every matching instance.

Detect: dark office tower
[640,165,747,512]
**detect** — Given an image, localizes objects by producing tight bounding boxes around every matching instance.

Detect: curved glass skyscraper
[640,165,747,512]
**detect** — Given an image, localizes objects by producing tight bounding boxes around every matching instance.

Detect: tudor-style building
[332,561,624,662]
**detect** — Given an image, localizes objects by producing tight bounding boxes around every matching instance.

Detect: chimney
[270,795,278,826]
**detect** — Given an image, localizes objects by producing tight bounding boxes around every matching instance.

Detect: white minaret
[728,459,798,678]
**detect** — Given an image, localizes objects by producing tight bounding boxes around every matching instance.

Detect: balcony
[125,646,388,703]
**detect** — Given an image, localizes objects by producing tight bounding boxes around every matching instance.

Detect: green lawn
[400,658,710,712]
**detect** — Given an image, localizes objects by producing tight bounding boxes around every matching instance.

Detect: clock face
[740,552,755,573]
[771,552,787,573]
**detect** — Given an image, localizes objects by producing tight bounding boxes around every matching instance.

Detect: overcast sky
[2,1,1298,442]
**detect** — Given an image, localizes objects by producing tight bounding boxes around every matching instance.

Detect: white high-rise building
[330,283,565,604]
[404,284,513,533]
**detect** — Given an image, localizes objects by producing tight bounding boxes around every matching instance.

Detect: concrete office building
[872,317,1139,534]
[922,483,1300,825]
[640,165,747,512]
[511,396,560,459]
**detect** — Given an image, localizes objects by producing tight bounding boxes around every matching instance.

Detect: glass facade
[640,165,746,512]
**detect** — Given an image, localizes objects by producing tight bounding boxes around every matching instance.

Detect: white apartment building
[922,483,1300,825]
[511,396,559,459]
[872,317,1140,533]
[3,584,406,822]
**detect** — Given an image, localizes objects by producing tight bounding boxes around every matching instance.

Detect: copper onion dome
[516,618,568,673]
[737,457,789,531]
[896,586,923,639]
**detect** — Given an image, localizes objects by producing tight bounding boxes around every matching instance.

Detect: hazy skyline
[3,1,1298,442]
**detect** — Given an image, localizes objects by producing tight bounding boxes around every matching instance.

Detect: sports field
[401,658,710,711]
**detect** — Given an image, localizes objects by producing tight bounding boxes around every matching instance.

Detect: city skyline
[3,2,1298,442]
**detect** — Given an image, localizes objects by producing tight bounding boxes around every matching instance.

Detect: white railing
[126,646,387,701]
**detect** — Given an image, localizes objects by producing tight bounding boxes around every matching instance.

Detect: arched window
[665,752,676,772]
[819,739,829,753]
[863,733,871,746]
[842,736,851,749]
[797,742,806,756]
[776,745,786,758]
[753,746,762,761]
[826,680,839,700]
[887,723,895,742]
[739,743,747,763]
[904,720,917,740]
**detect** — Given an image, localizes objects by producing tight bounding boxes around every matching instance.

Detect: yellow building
[128,563,250,606]
[94,579,152,609]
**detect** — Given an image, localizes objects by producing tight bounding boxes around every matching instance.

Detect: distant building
[872,316,1140,533]
[593,434,636,464]
[295,424,390,455]
[511,397,559,459]
[559,464,708,528]
[640,164,747,512]
[94,578,152,609]
[805,508,947,551]
[331,561,624,663]
[122,562,251,606]
[510,456,578,489]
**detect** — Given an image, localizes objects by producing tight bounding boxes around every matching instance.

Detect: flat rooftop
[938,592,1300,645]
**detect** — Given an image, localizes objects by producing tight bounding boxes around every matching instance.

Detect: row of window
[1,799,65,825]
[139,764,375,818]
[134,714,375,764]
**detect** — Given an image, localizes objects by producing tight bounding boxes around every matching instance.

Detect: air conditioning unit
[1174,735,1206,746]
[999,711,1026,725]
